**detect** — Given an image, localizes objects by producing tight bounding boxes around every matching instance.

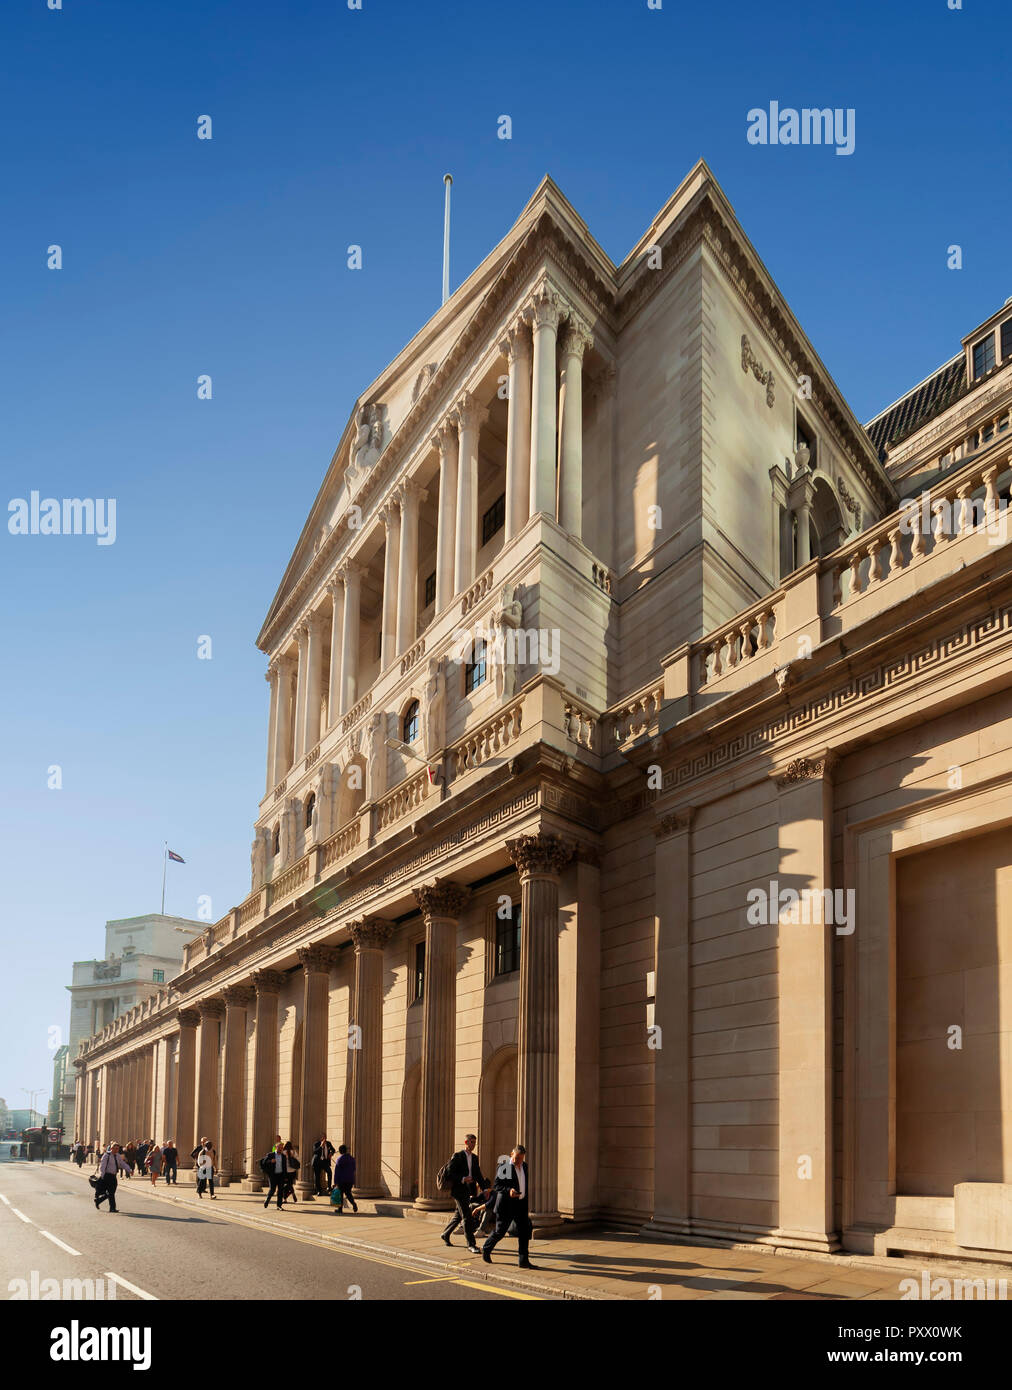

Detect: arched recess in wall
[337,755,366,830]
[478,1044,518,1180]
[400,1062,421,1201]
[810,476,847,557]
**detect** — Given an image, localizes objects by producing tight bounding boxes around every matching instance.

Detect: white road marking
[40,1230,81,1256]
[11,1208,33,1224]
[0,1193,10,1205]
[104,1272,158,1301]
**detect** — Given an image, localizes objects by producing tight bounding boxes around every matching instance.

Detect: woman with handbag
[282,1141,299,1203]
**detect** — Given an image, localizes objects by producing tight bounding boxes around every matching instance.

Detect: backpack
[259,1155,273,1175]
[436,1155,456,1191]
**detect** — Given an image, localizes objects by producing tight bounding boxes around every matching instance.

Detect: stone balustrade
[563,697,598,749]
[341,690,373,735]
[321,817,361,869]
[697,600,779,686]
[400,637,425,675]
[376,767,431,830]
[452,697,524,775]
[460,570,494,615]
[605,681,665,746]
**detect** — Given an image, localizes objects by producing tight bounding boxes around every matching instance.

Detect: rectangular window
[481,493,506,545]
[413,941,425,1001]
[1001,319,1012,362]
[424,571,436,607]
[465,638,486,694]
[973,334,996,379]
[494,902,522,977]
[152,970,164,983]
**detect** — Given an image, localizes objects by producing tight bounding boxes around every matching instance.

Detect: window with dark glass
[304,793,316,828]
[481,492,506,545]
[974,334,996,379]
[494,902,521,977]
[413,941,425,1001]
[403,700,419,743]
[152,969,164,983]
[272,825,280,855]
[424,570,436,607]
[1001,319,1012,362]
[465,638,486,694]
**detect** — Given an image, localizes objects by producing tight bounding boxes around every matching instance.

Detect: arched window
[402,700,420,744]
[304,793,316,829]
[465,639,486,694]
[271,824,280,856]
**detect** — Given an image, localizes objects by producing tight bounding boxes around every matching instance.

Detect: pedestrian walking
[439,1133,487,1253]
[261,1144,290,1211]
[281,1142,299,1202]
[145,1142,163,1186]
[86,1141,95,1166]
[195,1141,217,1199]
[334,1144,358,1213]
[162,1140,178,1185]
[137,1139,149,1170]
[122,1141,137,1176]
[482,1145,534,1269]
[312,1134,335,1194]
[95,1143,130,1214]
[73,1141,86,1169]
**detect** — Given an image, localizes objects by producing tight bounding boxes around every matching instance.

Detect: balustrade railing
[452,697,524,774]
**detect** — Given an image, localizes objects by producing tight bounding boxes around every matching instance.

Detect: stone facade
[75,163,1012,1261]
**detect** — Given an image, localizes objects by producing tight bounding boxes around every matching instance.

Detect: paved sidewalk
[52,1161,990,1301]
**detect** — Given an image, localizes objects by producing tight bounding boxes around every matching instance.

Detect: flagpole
[161,842,167,916]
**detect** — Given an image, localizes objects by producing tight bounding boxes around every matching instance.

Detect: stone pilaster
[242,970,284,1191]
[326,579,343,729]
[265,662,280,794]
[218,985,254,1184]
[340,560,362,715]
[507,831,573,1224]
[433,421,458,609]
[348,918,395,1196]
[174,1008,199,1165]
[412,880,470,1211]
[195,999,224,1153]
[274,653,295,780]
[303,610,324,756]
[502,319,532,541]
[293,622,309,760]
[296,945,342,1198]
[558,848,601,1223]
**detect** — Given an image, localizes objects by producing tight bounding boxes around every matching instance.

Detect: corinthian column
[173,1010,199,1165]
[348,917,395,1196]
[326,579,343,729]
[558,318,592,540]
[380,501,401,669]
[218,985,253,1184]
[397,478,428,655]
[302,610,324,756]
[528,284,565,520]
[274,653,295,780]
[453,394,487,595]
[340,561,362,715]
[433,422,458,610]
[502,318,533,541]
[413,880,469,1210]
[195,998,224,1152]
[245,970,284,1190]
[507,831,573,1224]
[293,623,309,760]
[296,944,341,1198]
[265,663,280,795]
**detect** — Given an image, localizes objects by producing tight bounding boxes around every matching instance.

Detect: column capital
[431,418,457,456]
[654,808,694,839]
[251,969,286,996]
[526,279,567,332]
[773,752,837,789]
[349,917,395,952]
[506,832,574,881]
[499,316,532,365]
[337,556,364,585]
[561,309,594,359]
[267,659,280,681]
[413,879,469,922]
[305,607,325,635]
[396,476,429,509]
[380,498,401,530]
[327,572,345,602]
[223,984,255,1008]
[453,390,488,435]
[296,943,342,975]
[196,998,225,1019]
[295,620,310,646]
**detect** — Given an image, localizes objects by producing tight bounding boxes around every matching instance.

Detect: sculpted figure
[365,712,387,804]
[492,583,523,702]
[422,658,446,760]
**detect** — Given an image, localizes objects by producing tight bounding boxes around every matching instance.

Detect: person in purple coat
[334,1145,358,1213]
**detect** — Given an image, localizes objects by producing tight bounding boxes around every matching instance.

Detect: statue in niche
[350,403,385,474]
[364,711,387,804]
[491,583,524,702]
[278,802,296,867]
[314,765,336,841]
[250,829,269,889]
[422,657,446,760]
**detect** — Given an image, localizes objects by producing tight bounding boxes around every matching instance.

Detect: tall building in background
[75,163,1012,1264]
[48,1046,68,1134]
[65,914,202,1141]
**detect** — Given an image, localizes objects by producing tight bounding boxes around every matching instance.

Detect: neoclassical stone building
[76,162,1012,1261]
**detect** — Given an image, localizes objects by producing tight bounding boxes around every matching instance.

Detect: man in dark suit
[312,1135,336,1194]
[440,1134,487,1253]
[482,1144,533,1269]
[261,1144,291,1211]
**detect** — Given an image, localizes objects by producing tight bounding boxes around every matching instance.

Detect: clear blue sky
[1,0,1008,1114]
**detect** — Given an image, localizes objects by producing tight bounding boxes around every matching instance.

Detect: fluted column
[218,986,253,1183]
[246,970,284,1189]
[127,1053,140,1139]
[453,394,487,595]
[558,319,592,540]
[433,422,458,609]
[529,283,565,519]
[296,944,341,1197]
[340,561,362,715]
[293,623,309,760]
[507,831,573,1223]
[380,501,401,669]
[302,611,324,757]
[274,653,295,779]
[348,918,395,1196]
[195,999,224,1150]
[174,1009,198,1164]
[397,478,428,655]
[502,319,533,541]
[326,579,343,729]
[413,881,469,1210]
[98,1064,111,1142]
[142,1047,153,1136]
[265,663,280,794]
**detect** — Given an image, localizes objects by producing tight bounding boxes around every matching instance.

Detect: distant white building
[64,914,203,1140]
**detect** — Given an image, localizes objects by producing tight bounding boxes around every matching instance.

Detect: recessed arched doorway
[479,1045,518,1180]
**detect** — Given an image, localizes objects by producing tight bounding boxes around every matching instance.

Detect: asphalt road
[0,1157,543,1302]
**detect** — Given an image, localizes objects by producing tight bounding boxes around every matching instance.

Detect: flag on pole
[167,850,185,863]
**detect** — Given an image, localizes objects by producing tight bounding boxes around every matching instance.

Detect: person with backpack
[333,1144,357,1213]
[439,1134,487,1253]
[195,1141,217,1198]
